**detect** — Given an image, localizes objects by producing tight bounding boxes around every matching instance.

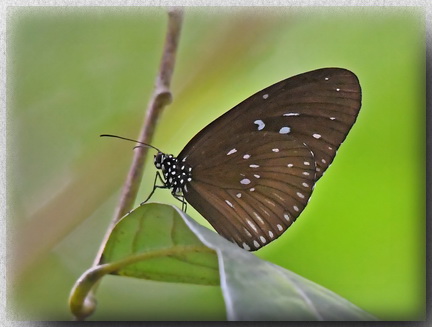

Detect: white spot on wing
[313,133,322,139]
[254,174,260,179]
[244,228,252,237]
[254,119,265,131]
[284,213,290,221]
[263,93,269,99]
[253,212,264,224]
[272,148,279,152]
[236,193,242,198]
[265,198,276,207]
[287,163,293,168]
[225,200,234,208]
[240,178,251,185]
[247,219,258,232]
[302,182,309,188]
[302,172,310,176]
[243,154,251,159]
[227,148,237,155]
[272,192,284,201]
[249,164,259,168]
[242,243,251,250]
[279,127,291,134]
[283,113,300,117]
[321,159,327,164]
[269,231,274,238]
[260,236,267,244]
[336,88,340,91]
[293,205,299,212]
[277,224,283,231]
[253,240,260,248]
[304,161,310,166]
[250,187,255,192]
[325,77,329,80]
[297,192,305,199]
[330,117,336,120]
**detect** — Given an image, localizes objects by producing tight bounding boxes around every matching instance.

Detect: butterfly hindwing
[182,132,316,250]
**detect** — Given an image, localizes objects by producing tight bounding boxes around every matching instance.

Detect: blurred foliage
[7,7,424,321]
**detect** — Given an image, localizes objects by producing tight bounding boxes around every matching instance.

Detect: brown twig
[93,8,184,266]
[70,8,184,321]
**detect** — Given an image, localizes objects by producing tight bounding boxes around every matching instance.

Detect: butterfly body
[154,153,192,194]
[151,68,361,251]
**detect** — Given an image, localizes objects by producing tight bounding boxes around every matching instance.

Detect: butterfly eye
[154,153,164,169]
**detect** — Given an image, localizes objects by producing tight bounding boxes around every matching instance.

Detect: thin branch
[71,10,184,320]
[73,7,183,320]
[93,8,184,267]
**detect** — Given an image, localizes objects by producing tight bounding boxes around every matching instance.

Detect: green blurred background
[7,7,425,321]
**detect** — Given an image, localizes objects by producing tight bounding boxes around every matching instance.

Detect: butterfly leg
[172,193,187,212]
[140,172,168,206]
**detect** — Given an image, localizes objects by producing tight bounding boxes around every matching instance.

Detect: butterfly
[102,68,362,251]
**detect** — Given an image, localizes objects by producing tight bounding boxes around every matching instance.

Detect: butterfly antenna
[100,134,163,153]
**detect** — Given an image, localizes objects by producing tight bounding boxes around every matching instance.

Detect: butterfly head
[153,152,167,170]
[153,153,177,173]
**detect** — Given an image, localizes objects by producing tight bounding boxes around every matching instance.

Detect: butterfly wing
[183,132,316,250]
[178,68,361,250]
[179,68,361,180]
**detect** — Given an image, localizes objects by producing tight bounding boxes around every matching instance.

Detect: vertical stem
[94,8,184,266]
[71,8,184,321]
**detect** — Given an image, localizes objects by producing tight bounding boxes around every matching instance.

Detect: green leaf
[100,203,219,285]
[177,207,378,321]
[70,203,377,321]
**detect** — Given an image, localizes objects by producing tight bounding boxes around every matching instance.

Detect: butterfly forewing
[170,68,362,250]
[179,68,361,181]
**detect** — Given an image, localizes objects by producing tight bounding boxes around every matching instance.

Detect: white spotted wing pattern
[183,132,316,250]
[165,68,361,250]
